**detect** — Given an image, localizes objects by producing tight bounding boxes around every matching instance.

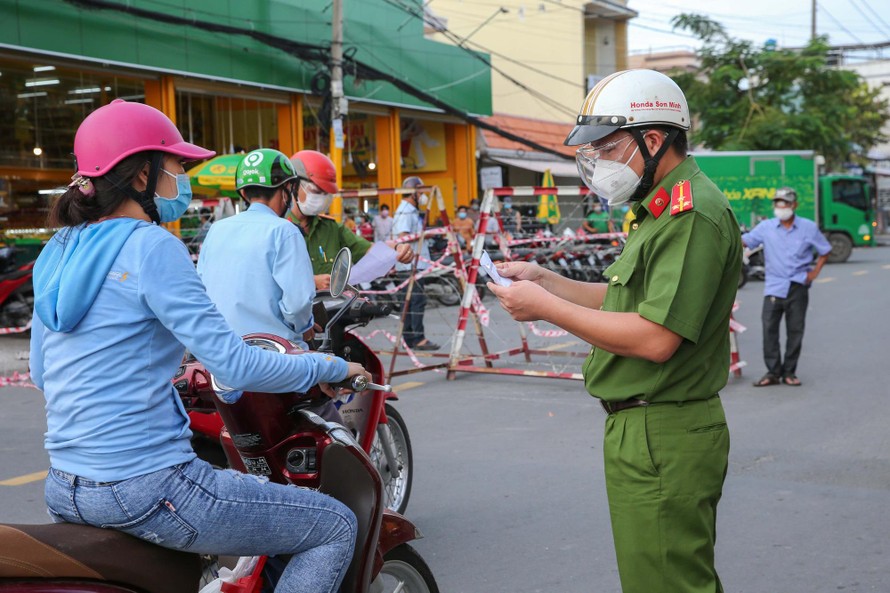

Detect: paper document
[479,251,513,287]
[348,242,398,285]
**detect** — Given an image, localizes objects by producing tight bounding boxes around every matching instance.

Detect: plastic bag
[198,556,261,593]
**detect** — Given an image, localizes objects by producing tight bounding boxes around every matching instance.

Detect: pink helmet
[74,99,215,177]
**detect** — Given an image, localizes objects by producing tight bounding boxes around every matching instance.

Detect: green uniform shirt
[583,157,742,404]
[289,213,372,276]
[585,210,612,233]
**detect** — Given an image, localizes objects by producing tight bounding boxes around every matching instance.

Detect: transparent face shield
[298,180,334,216]
[575,135,641,206]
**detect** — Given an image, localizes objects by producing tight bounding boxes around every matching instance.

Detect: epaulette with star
[670,180,694,216]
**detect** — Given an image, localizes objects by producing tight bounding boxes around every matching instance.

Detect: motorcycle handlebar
[332,374,392,393]
[352,299,393,320]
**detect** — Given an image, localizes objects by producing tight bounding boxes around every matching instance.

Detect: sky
[626,0,890,56]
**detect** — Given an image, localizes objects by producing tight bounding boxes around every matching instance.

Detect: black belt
[601,398,649,414]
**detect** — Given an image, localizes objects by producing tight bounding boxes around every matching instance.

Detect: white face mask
[298,191,333,216]
[774,206,794,221]
[577,145,641,206]
[417,193,430,208]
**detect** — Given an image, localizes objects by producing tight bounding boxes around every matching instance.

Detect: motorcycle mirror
[329,247,353,298]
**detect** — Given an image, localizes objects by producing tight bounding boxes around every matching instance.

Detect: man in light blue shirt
[392,176,439,350]
[742,187,832,387]
[198,149,315,348]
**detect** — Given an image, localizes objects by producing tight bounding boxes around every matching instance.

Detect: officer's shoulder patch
[319,214,338,222]
[670,180,694,216]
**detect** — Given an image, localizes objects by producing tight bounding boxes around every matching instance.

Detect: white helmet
[564,69,691,146]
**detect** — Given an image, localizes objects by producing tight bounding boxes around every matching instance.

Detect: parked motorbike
[739,244,765,288]
[0,248,439,593]
[0,245,34,330]
[185,272,414,516]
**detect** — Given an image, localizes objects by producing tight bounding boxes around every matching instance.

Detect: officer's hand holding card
[480,251,512,287]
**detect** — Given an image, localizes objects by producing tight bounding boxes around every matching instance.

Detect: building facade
[424,0,635,190]
[0,0,491,238]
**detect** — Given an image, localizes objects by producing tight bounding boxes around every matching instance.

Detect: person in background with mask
[393,176,439,351]
[742,187,831,387]
[32,101,368,593]
[198,148,316,348]
[487,69,741,593]
[582,199,615,234]
[500,197,523,238]
[355,212,374,241]
[287,150,412,290]
[468,198,481,224]
[373,203,394,242]
[452,204,475,250]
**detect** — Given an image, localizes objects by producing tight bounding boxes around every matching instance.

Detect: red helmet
[74,99,214,177]
[291,150,338,194]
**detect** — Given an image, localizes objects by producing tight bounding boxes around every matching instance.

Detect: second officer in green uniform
[286,150,413,290]
[488,69,741,593]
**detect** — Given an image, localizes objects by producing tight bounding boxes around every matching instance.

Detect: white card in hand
[480,251,513,286]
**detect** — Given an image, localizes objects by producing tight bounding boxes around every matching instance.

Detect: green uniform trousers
[603,396,729,593]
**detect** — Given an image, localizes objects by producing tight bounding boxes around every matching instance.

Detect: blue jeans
[45,459,356,593]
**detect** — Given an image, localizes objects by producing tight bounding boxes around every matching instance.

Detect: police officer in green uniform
[287,150,413,290]
[488,69,741,593]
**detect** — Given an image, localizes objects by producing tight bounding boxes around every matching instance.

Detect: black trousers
[397,276,428,347]
[762,282,809,377]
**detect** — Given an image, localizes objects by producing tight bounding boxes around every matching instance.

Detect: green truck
[692,150,876,262]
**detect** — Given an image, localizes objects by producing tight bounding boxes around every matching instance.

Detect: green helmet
[235,148,298,190]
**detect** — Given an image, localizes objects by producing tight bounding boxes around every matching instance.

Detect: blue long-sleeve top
[30,219,347,482]
[197,202,315,348]
[742,215,832,298]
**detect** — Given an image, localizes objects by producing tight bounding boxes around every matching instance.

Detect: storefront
[0,0,490,247]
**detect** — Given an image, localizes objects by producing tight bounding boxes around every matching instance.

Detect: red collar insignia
[649,187,670,219]
[670,180,693,215]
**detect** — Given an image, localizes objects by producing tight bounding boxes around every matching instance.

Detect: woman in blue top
[30,100,368,593]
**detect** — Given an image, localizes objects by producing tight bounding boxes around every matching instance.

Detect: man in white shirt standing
[392,176,439,350]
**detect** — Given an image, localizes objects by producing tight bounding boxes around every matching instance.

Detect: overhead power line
[63,0,573,160]
[853,0,890,37]
[380,0,578,118]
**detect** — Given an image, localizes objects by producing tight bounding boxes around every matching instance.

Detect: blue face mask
[154,169,193,223]
[457,211,468,219]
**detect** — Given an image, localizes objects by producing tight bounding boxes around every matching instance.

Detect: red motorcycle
[183,271,413,515]
[0,249,438,593]
[0,245,34,331]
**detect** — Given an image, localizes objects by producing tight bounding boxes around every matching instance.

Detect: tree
[670,14,889,168]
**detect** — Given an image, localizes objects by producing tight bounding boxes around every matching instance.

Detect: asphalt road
[2,245,888,592]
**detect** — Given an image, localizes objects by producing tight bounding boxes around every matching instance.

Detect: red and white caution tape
[0,371,35,388]
[0,320,32,335]
[354,329,444,372]
[525,322,569,338]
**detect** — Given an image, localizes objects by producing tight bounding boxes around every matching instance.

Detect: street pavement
[1,244,888,592]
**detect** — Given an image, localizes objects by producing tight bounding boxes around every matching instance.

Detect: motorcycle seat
[0,523,201,593]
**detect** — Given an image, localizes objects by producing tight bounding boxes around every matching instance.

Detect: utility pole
[331,0,346,218]
[811,0,817,40]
